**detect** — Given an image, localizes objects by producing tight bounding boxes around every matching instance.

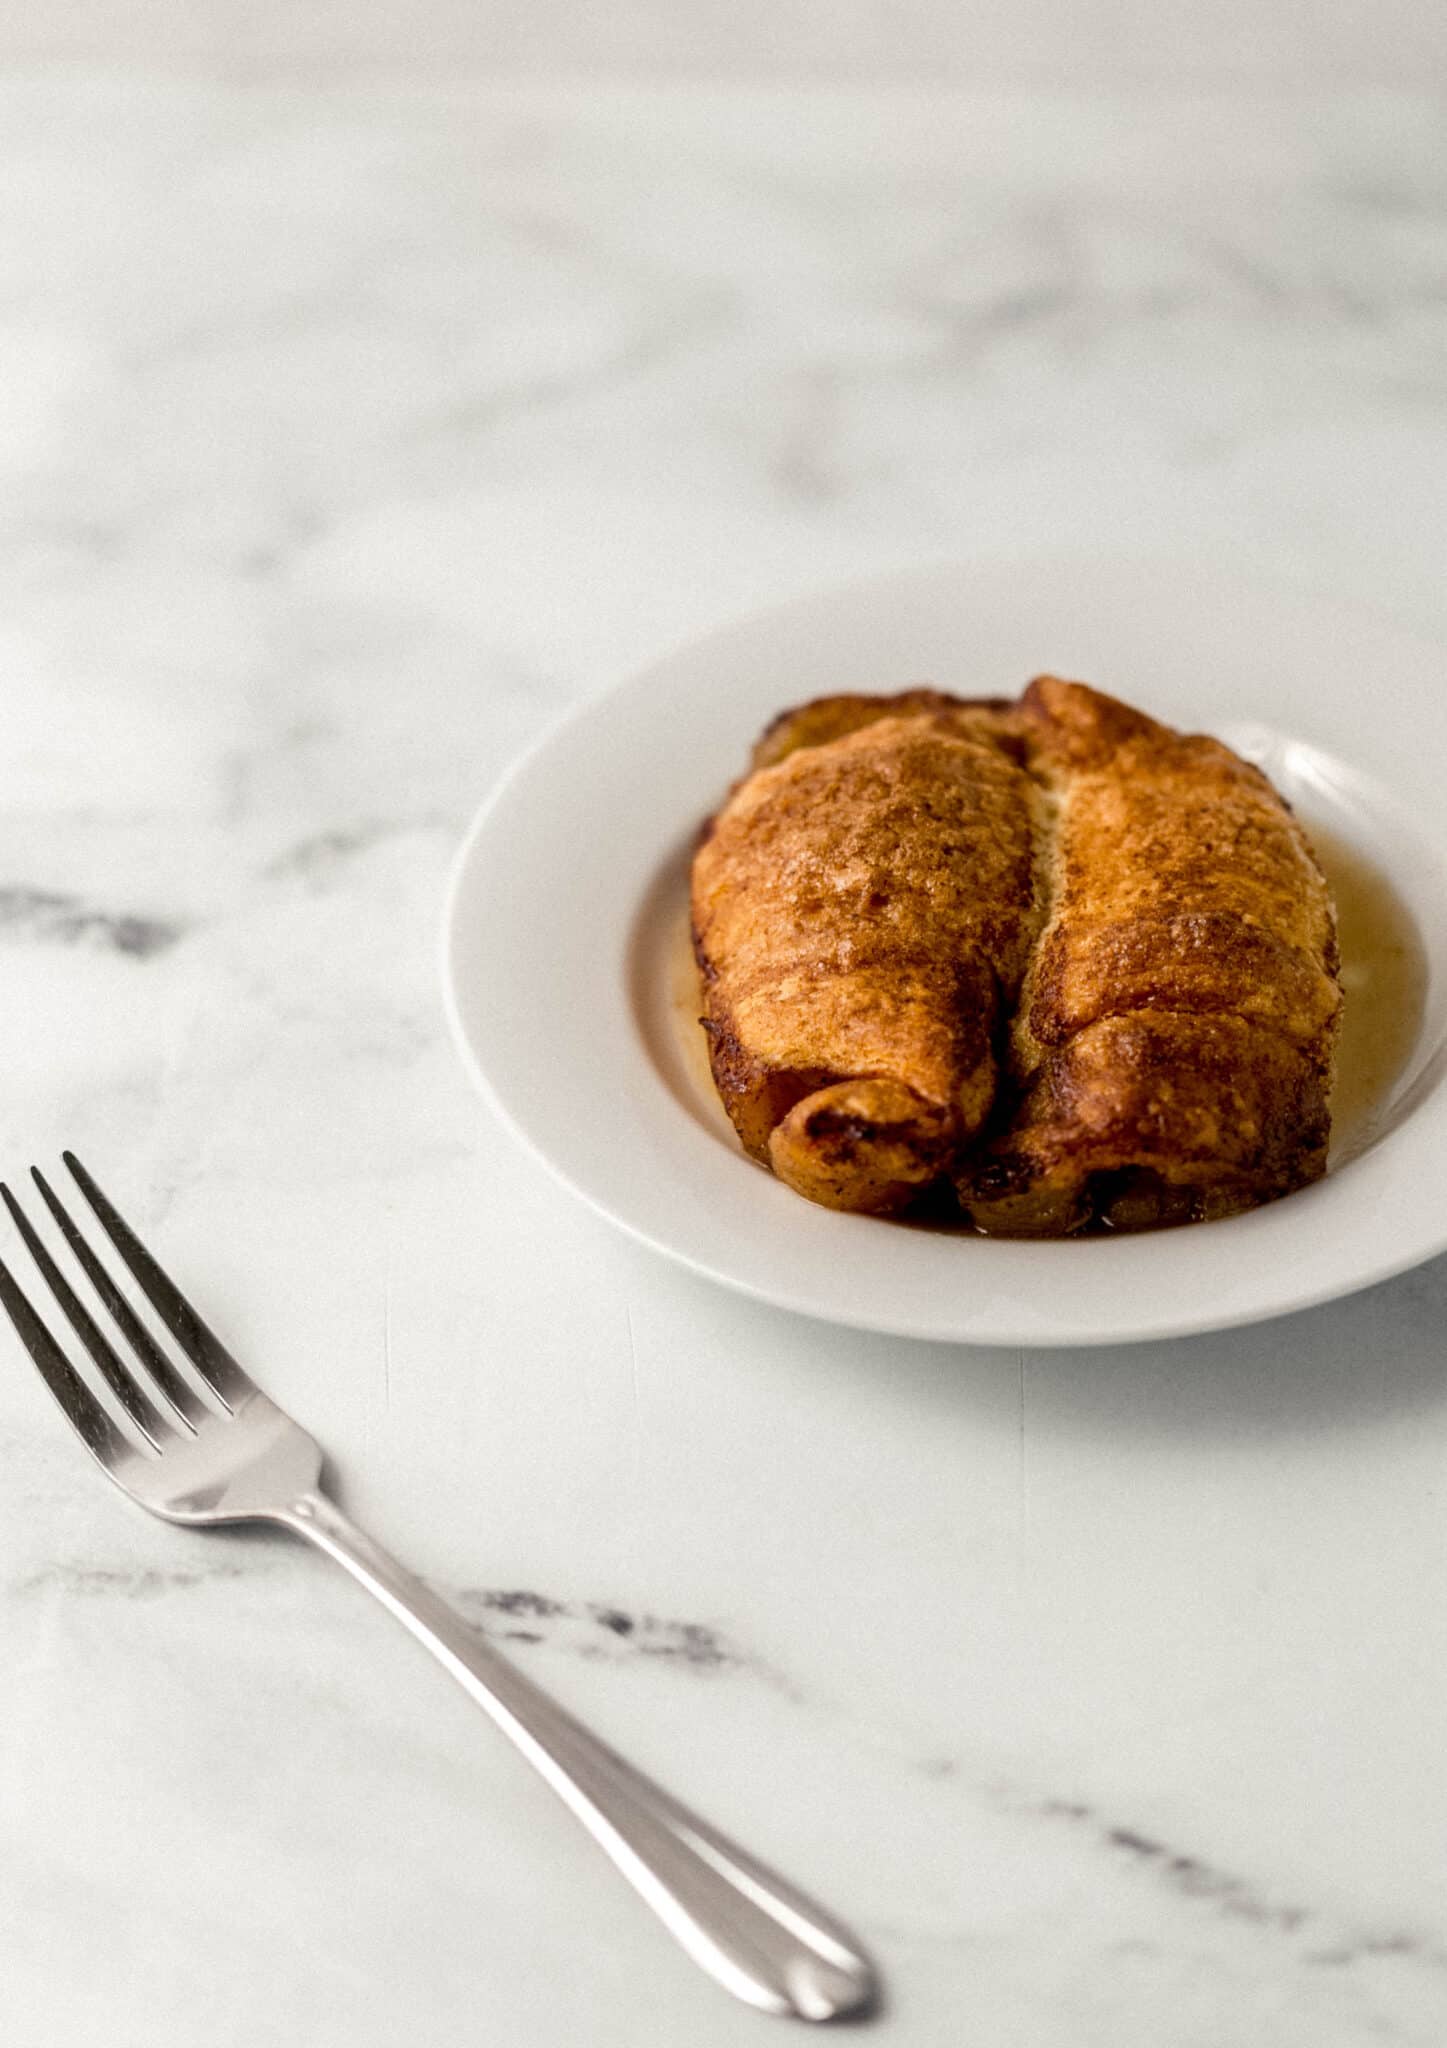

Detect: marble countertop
[2,62,1446,2048]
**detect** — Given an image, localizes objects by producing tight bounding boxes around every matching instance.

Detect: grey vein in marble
[14,1552,746,1671]
[0,886,185,956]
[17,1559,265,1598]
[1031,1794,1447,1976]
[455,1588,743,1669]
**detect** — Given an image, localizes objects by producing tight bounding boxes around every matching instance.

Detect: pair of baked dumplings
[690,679,1340,1234]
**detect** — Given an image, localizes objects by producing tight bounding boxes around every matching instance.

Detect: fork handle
[278,1490,875,2022]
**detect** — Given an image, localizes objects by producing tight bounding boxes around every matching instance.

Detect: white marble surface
[10,2,1447,84]
[1,65,1447,2048]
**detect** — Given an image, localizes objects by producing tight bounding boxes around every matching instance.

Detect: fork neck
[280,1489,417,1585]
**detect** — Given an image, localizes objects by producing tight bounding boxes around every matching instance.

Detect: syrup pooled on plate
[1310,823,1427,1158]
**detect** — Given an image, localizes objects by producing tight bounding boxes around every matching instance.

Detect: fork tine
[32,1168,204,1433]
[2,1184,168,1449]
[0,1255,135,1471]
[62,1153,252,1411]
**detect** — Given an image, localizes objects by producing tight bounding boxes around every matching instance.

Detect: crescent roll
[690,698,1042,1212]
[959,677,1339,1232]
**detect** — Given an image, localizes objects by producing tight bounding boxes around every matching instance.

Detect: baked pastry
[690,678,1340,1232]
[962,677,1340,1232]
[690,699,1041,1211]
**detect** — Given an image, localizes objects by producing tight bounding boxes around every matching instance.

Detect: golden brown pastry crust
[691,678,1341,1230]
[691,707,1042,1211]
[1013,677,1339,1062]
[961,678,1340,1232]
[962,1014,1333,1235]
[748,689,1018,774]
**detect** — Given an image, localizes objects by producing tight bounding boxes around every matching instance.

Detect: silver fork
[0,1153,876,2024]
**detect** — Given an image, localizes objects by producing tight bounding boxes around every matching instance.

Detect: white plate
[442,558,1447,1346]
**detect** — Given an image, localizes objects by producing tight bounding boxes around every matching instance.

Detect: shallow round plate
[443,557,1447,1346]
